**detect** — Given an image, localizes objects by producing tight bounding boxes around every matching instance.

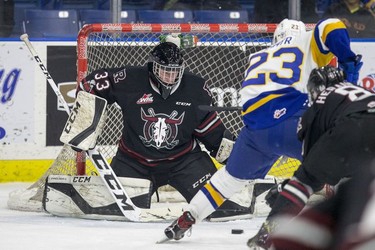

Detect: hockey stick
[198,105,242,112]
[20,33,143,222]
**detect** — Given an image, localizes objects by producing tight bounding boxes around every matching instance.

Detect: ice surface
[0,183,265,250]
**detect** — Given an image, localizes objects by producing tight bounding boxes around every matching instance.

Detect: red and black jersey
[298,82,375,157]
[79,65,226,166]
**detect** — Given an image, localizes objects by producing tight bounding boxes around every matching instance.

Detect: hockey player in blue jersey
[159,18,363,245]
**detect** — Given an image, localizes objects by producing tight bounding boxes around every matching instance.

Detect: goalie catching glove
[60,91,107,151]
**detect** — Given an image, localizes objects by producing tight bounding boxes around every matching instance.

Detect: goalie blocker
[60,91,107,151]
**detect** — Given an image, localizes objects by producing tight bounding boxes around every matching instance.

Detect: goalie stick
[20,33,144,222]
[198,105,242,112]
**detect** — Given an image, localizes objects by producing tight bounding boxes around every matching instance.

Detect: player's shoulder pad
[115,65,148,82]
[183,70,206,83]
[182,71,206,91]
[89,66,136,86]
[315,18,346,34]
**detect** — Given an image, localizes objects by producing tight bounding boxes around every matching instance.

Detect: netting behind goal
[8,23,300,211]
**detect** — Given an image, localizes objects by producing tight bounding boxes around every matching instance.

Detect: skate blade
[156,234,171,244]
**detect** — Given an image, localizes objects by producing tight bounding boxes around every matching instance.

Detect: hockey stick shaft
[198,105,242,112]
[20,33,141,222]
[20,34,71,113]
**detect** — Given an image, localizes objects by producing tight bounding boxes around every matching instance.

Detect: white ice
[0,183,265,250]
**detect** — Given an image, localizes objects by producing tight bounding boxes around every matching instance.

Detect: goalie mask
[273,18,306,44]
[307,66,345,103]
[148,42,185,99]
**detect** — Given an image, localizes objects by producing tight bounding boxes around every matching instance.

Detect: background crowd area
[1,0,375,38]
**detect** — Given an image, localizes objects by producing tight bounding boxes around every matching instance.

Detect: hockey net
[8,23,300,212]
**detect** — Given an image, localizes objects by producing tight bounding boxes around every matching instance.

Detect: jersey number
[245,47,304,86]
[94,71,110,91]
[335,85,374,102]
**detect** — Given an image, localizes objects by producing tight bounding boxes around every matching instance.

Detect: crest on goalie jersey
[139,107,184,149]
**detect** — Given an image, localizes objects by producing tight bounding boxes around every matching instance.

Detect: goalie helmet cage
[8,23,301,212]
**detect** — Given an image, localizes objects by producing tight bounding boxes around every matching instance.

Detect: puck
[231,229,244,234]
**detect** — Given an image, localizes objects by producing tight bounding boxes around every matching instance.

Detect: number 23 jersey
[240,18,356,129]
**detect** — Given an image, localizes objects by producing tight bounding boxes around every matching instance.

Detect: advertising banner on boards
[0,42,35,145]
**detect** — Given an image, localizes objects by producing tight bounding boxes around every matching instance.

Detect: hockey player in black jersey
[270,167,375,250]
[248,65,375,249]
[77,41,249,219]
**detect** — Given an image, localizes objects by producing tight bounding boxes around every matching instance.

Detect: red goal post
[8,23,301,212]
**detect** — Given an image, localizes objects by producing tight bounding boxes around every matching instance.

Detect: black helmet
[148,42,185,99]
[307,65,345,103]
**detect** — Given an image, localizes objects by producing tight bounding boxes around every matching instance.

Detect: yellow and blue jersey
[240,18,355,129]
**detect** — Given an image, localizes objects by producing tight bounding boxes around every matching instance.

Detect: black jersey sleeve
[194,111,227,156]
[79,68,122,104]
[192,79,227,156]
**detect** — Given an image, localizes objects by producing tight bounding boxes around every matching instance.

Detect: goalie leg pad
[60,91,107,151]
[43,175,153,220]
[249,175,278,217]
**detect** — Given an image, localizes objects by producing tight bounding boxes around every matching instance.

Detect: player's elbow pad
[339,54,363,84]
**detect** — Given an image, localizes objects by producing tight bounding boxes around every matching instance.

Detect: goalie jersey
[79,66,226,166]
[241,18,357,129]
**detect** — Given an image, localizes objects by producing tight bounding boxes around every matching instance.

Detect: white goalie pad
[249,176,278,217]
[44,175,186,222]
[7,187,44,212]
[60,91,107,151]
[215,138,235,163]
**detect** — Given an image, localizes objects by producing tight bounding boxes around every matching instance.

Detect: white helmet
[273,18,306,44]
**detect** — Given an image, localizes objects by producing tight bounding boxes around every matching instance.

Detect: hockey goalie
[43,40,268,222]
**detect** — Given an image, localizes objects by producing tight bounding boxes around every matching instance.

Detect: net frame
[8,23,302,212]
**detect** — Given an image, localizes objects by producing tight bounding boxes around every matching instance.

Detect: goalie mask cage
[8,23,300,212]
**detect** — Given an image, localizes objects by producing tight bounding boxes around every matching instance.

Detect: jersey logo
[274,108,286,119]
[136,94,153,104]
[176,101,191,106]
[139,108,185,149]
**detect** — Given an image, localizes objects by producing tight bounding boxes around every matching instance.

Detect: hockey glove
[214,130,236,164]
[339,54,363,84]
[265,179,289,207]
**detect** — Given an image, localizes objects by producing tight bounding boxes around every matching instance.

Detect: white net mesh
[8,23,300,211]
